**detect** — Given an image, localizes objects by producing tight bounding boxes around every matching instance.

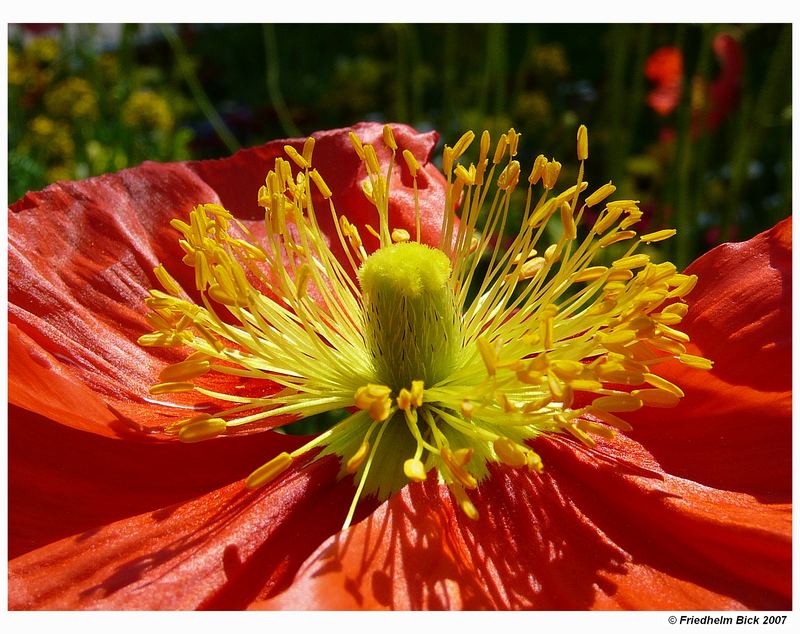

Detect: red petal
[628,217,792,496]
[8,123,448,439]
[644,47,684,85]
[256,435,789,610]
[8,450,362,610]
[8,404,308,559]
[189,121,448,258]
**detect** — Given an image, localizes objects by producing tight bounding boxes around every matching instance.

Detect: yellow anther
[598,330,637,346]
[360,178,375,203]
[458,493,480,520]
[165,413,210,434]
[542,160,561,189]
[148,381,196,395]
[586,407,633,431]
[528,154,547,185]
[619,210,642,229]
[607,268,634,282]
[461,399,474,419]
[284,145,309,170]
[550,359,584,381]
[309,169,332,198]
[570,379,603,392]
[526,451,544,472]
[493,437,527,468]
[452,447,474,467]
[301,136,315,164]
[657,323,691,343]
[442,447,478,489]
[349,131,365,159]
[410,380,424,407]
[519,256,545,280]
[560,202,577,240]
[295,263,312,297]
[479,130,491,162]
[402,149,419,177]
[631,388,681,408]
[382,124,397,150]
[391,228,411,243]
[663,303,689,317]
[641,228,677,243]
[679,353,714,370]
[670,274,699,297]
[497,160,520,190]
[637,290,668,305]
[643,373,685,398]
[577,124,588,160]
[363,144,381,175]
[452,130,475,158]
[593,207,624,234]
[576,419,616,440]
[585,182,616,207]
[178,418,227,443]
[592,394,644,412]
[346,440,370,473]
[507,128,520,156]
[573,266,608,283]
[397,388,413,411]
[354,384,391,408]
[492,133,508,164]
[612,254,651,270]
[654,311,683,326]
[454,163,475,185]
[443,146,454,176]
[207,284,237,306]
[560,419,597,448]
[159,359,211,383]
[543,243,560,265]
[476,337,498,376]
[597,231,636,247]
[404,458,427,482]
[154,264,183,296]
[245,452,293,489]
[553,182,588,207]
[138,333,182,347]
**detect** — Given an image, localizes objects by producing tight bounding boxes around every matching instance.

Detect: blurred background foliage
[8,23,792,268]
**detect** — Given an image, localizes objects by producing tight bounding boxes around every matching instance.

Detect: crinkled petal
[8,450,364,610]
[7,404,308,559]
[8,123,448,439]
[628,217,791,497]
[255,435,789,610]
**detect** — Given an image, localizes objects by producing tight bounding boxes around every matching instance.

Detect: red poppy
[7,123,791,610]
[645,46,683,117]
[645,34,744,132]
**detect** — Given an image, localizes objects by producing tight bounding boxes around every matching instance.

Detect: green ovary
[358,242,463,391]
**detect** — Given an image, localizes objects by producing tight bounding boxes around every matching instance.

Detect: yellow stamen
[245,452,294,489]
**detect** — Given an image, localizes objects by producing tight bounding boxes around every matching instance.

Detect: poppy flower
[645,34,744,132]
[8,122,791,610]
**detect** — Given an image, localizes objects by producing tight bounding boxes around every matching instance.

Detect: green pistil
[359,242,462,391]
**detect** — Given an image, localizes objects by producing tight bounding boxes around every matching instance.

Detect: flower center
[359,242,461,391]
[139,123,713,528]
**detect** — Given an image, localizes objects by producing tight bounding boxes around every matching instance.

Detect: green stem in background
[672,25,712,269]
[394,24,409,122]
[407,25,423,125]
[724,24,791,240]
[619,25,650,179]
[687,25,713,247]
[479,24,507,124]
[161,25,241,154]
[606,24,629,184]
[442,24,457,136]
[263,24,301,139]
